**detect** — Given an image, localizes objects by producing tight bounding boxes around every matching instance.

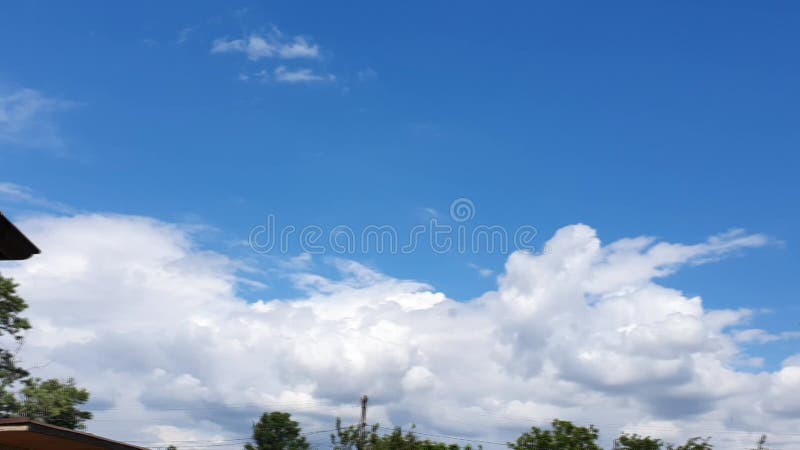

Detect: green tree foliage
[666,437,713,450]
[330,418,479,450]
[16,377,92,430]
[0,273,93,430]
[613,432,717,450]
[615,434,664,450]
[332,415,726,450]
[508,419,601,450]
[330,417,366,450]
[0,276,31,393]
[371,425,478,450]
[0,274,32,417]
[245,412,310,450]
[166,446,178,450]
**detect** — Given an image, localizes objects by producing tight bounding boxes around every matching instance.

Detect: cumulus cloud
[0,88,75,150]
[1,214,798,448]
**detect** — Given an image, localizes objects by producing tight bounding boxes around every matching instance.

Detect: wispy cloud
[274,66,334,84]
[211,28,320,61]
[468,262,494,277]
[733,328,800,344]
[357,67,378,82]
[280,252,313,270]
[420,207,439,219]
[0,182,74,213]
[210,24,336,86]
[0,88,76,151]
[176,27,194,45]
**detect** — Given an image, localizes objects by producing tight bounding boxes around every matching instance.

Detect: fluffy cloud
[0,88,75,150]
[1,214,798,449]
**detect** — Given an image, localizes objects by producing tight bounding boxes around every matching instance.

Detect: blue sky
[3,1,799,348]
[1,2,800,445]
[0,0,798,382]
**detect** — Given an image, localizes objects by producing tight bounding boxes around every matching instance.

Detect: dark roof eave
[0,212,40,260]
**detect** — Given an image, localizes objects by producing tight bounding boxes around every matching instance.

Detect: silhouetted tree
[667,437,713,450]
[330,418,479,450]
[245,412,310,450]
[615,434,664,450]
[508,419,601,450]
[749,435,769,450]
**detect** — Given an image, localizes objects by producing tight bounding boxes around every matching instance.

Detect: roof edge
[0,417,148,450]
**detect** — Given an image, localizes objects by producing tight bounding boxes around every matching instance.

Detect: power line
[85,402,800,439]
[377,425,507,447]
[130,428,339,446]
[81,398,800,449]
[92,399,327,413]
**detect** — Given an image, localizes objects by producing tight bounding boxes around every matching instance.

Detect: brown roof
[0,417,148,450]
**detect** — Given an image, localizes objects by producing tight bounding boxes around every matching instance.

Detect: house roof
[0,417,148,450]
[0,212,40,260]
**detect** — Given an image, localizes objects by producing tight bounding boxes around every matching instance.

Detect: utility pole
[359,394,369,449]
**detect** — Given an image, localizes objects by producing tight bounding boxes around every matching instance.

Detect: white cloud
[0,88,75,150]
[1,215,798,448]
[253,69,270,82]
[733,328,800,344]
[274,66,335,84]
[421,207,439,218]
[468,263,494,278]
[211,30,320,61]
[357,67,378,82]
[211,37,246,54]
[0,182,75,213]
[243,35,276,60]
[177,27,194,45]
[281,253,313,270]
[278,37,320,59]
[211,26,330,87]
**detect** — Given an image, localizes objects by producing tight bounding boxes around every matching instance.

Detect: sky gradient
[1,2,799,448]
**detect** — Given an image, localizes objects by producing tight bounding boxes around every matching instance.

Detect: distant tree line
[212,411,772,450]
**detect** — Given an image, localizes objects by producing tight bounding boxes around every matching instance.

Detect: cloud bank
[2,214,798,449]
